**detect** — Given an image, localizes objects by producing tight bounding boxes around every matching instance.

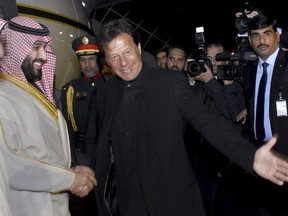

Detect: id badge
[276,99,287,117]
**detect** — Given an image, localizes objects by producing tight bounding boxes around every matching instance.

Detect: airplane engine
[16,0,94,88]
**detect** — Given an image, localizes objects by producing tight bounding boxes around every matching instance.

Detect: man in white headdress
[0,16,96,216]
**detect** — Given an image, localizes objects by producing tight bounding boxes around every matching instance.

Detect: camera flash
[196,26,204,33]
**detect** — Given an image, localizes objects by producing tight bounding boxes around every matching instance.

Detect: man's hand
[253,135,288,185]
[194,65,214,83]
[223,79,234,86]
[235,11,260,18]
[68,166,97,197]
[236,108,247,124]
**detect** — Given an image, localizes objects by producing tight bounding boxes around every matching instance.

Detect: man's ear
[105,58,110,66]
[138,43,141,55]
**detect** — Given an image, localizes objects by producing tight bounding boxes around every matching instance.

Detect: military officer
[61,35,104,216]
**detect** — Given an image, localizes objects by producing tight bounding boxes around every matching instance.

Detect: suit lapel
[269,50,288,131]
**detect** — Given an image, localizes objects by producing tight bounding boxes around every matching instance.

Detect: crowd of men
[2,2,288,216]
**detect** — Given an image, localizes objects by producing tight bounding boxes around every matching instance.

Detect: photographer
[186,39,247,216]
[193,40,247,123]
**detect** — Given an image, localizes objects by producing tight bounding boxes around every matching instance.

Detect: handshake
[68,165,97,198]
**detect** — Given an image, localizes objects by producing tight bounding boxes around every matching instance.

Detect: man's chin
[33,70,43,81]
[85,72,97,77]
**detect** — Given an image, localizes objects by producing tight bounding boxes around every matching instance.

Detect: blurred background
[1,0,286,87]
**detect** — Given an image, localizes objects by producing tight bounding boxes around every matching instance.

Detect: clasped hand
[68,165,97,197]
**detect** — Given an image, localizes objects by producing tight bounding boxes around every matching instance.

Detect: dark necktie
[256,62,269,141]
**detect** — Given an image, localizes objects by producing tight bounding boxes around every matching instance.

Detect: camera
[235,1,257,34]
[186,26,212,77]
[215,51,257,80]
[217,64,241,80]
[215,1,260,81]
[215,51,257,62]
[186,59,207,77]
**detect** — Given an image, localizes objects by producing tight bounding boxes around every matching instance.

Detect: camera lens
[186,61,203,77]
[217,65,237,80]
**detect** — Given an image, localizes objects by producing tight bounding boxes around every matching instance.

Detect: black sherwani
[94,63,256,216]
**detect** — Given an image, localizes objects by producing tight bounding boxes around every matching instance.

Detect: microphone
[215,52,230,61]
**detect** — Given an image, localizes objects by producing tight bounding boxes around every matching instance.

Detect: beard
[21,57,43,81]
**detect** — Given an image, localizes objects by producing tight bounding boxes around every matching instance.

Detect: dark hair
[205,39,226,52]
[97,18,140,52]
[167,44,187,59]
[248,13,277,35]
[154,47,167,57]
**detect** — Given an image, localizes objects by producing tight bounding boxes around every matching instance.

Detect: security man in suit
[61,35,104,216]
[231,13,288,215]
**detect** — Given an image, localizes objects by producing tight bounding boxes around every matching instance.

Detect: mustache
[171,66,180,70]
[257,44,269,49]
[33,59,46,64]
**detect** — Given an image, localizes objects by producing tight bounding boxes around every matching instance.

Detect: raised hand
[253,135,288,185]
